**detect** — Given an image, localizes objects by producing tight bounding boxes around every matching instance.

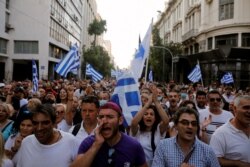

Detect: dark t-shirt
[78,133,146,167]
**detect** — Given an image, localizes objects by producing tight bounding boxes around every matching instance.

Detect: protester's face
[81,103,98,125]
[0,105,8,122]
[72,97,79,109]
[168,92,179,107]
[234,98,250,127]
[59,89,67,100]
[176,113,198,142]
[55,105,65,124]
[32,113,54,144]
[20,119,33,137]
[208,93,222,110]
[196,95,207,108]
[39,88,46,98]
[98,108,122,140]
[143,108,155,128]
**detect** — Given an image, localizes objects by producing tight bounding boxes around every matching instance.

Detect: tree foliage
[88,19,107,46]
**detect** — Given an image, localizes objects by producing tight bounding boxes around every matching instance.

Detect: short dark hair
[207,90,222,99]
[32,104,56,124]
[196,90,207,98]
[173,107,199,126]
[81,95,100,108]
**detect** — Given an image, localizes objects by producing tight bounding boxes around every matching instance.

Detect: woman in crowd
[130,86,169,166]
[0,103,13,142]
[4,112,33,159]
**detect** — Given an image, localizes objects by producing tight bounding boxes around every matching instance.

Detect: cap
[99,102,122,115]
[0,83,5,88]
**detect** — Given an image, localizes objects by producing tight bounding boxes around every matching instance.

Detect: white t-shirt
[199,108,234,143]
[57,119,72,132]
[210,121,250,163]
[2,159,14,167]
[132,124,166,166]
[14,130,79,167]
[5,134,18,151]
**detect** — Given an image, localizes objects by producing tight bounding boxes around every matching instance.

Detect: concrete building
[155,0,250,88]
[0,0,101,81]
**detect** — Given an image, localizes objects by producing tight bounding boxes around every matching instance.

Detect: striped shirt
[152,136,220,167]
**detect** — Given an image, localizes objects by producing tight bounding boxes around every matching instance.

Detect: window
[207,37,213,50]
[215,34,237,48]
[219,0,234,20]
[242,33,250,47]
[0,38,7,54]
[14,41,38,54]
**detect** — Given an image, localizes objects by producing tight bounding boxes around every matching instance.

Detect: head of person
[156,86,164,102]
[59,88,68,101]
[14,87,25,99]
[224,86,233,95]
[0,103,10,123]
[180,87,188,101]
[196,90,207,108]
[27,98,42,112]
[98,102,123,140]
[54,103,66,124]
[207,90,223,110]
[80,95,100,125]
[168,89,180,108]
[173,107,199,142]
[140,88,152,106]
[72,96,79,110]
[233,95,250,127]
[38,88,46,99]
[139,105,160,132]
[31,104,56,144]
[98,91,110,106]
[179,100,198,112]
[12,112,33,137]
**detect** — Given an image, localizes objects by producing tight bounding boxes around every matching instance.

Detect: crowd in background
[0,78,249,167]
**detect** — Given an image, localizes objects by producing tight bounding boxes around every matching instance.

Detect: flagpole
[198,60,204,87]
[144,19,153,82]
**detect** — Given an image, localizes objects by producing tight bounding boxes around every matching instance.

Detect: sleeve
[2,122,13,141]
[210,130,226,158]
[151,141,166,167]
[78,135,95,154]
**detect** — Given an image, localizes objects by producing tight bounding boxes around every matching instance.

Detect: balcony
[182,29,198,41]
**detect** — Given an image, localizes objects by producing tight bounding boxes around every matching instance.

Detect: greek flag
[188,64,202,83]
[32,60,38,92]
[86,64,103,82]
[130,21,152,80]
[148,69,153,82]
[55,43,80,77]
[111,69,123,79]
[221,72,234,84]
[111,72,141,126]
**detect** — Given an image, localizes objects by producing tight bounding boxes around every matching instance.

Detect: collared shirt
[152,136,220,167]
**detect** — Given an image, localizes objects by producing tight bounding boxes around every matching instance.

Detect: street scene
[0,0,250,166]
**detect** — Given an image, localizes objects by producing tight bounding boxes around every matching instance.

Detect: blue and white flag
[32,59,38,92]
[86,64,103,82]
[188,64,202,83]
[130,21,152,80]
[111,69,123,79]
[148,69,153,82]
[111,72,141,127]
[55,43,80,77]
[221,72,234,84]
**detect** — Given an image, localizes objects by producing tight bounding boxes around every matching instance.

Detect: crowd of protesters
[0,78,249,167]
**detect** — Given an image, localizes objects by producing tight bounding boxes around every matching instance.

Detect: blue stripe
[116,78,136,87]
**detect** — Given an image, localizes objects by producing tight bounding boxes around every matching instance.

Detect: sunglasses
[178,120,198,127]
[108,148,115,167]
[209,98,221,102]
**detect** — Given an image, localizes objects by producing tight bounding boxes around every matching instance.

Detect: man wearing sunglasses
[152,107,220,167]
[70,102,147,167]
[199,90,234,143]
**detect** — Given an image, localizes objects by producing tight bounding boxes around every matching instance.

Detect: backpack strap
[72,123,81,136]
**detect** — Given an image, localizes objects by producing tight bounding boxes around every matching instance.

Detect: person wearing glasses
[13,104,79,167]
[55,103,72,132]
[199,90,234,143]
[70,102,147,167]
[210,95,250,166]
[152,107,220,167]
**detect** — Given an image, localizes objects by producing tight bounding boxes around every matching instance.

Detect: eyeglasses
[108,148,115,167]
[209,98,221,102]
[178,120,198,127]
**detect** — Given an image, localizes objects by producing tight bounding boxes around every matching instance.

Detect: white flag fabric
[221,72,234,84]
[188,64,202,83]
[32,60,38,92]
[86,64,103,83]
[148,69,153,82]
[55,43,80,77]
[111,72,141,126]
[130,21,152,80]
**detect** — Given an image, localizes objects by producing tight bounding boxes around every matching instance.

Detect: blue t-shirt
[78,133,146,167]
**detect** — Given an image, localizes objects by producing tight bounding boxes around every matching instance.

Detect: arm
[130,94,152,136]
[65,85,74,126]
[218,157,250,167]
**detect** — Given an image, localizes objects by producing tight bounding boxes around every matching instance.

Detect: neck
[106,132,121,147]
[176,135,194,154]
[231,119,250,137]
[0,119,8,125]
[83,122,98,134]
[209,108,222,115]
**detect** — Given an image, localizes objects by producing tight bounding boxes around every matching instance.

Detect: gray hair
[233,95,250,107]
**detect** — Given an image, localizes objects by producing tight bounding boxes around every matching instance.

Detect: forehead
[99,108,118,116]
[169,92,178,96]
[179,113,196,121]
[81,102,98,109]
[208,93,220,98]
[33,113,51,121]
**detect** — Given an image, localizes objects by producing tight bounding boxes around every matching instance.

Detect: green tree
[88,19,107,46]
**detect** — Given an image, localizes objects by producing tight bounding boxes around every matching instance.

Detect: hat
[0,83,5,88]
[99,102,122,115]
[14,87,25,93]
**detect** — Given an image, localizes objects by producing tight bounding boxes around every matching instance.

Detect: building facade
[155,0,250,88]
[0,0,109,82]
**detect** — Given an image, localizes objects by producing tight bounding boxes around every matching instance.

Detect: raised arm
[65,84,74,126]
